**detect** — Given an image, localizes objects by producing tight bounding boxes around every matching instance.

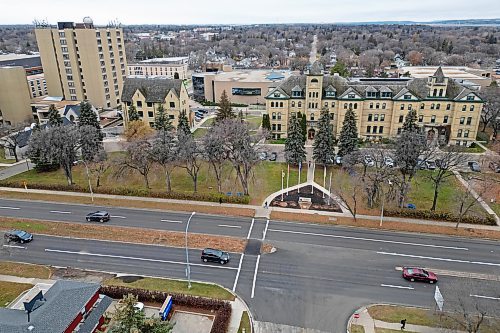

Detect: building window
[137,101,142,107]
[280,102,283,107]
[431,103,435,110]
[344,104,348,109]
[170,102,175,108]
[446,104,451,111]
[404,94,411,100]
[470,105,475,111]
[439,89,444,97]
[292,101,295,107]
[460,117,465,125]
[271,102,275,108]
[272,124,276,131]
[382,103,386,109]
[311,113,315,121]
[370,103,374,109]
[372,126,378,133]
[466,117,472,125]
[397,128,402,135]
[148,111,154,118]
[464,130,469,138]
[400,104,404,110]
[138,111,143,117]
[418,115,423,122]
[331,102,335,107]
[277,112,282,120]
[169,115,174,120]
[467,95,474,101]
[408,104,412,111]
[366,126,371,133]
[379,126,384,134]
[462,105,467,111]
[329,113,334,120]
[443,116,448,123]
[399,115,404,123]
[420,103,425,110]
[376,103,380,109]
[457,129,462,137]
[380,114,385,121]
[277,124,282,131]
[354,103,357,110]
[436,104,441,110]
[272,112,276,120]
[368,114,373,121]
[431,115,436,123]
[374,114,379,121]
[298,102,302,107]
[324,102,328,107]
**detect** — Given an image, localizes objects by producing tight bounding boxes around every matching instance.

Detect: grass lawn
[375,329,417,333]
[267,139,286,144]
[0,281,33,307]
[238,311,251,333]
[350,324,365,333]
[0,149,16,164]
[104,276,235,301]
[0,261,52,279]
[7,161,306,205]
[193,127,208,138]
[244,116,261,130]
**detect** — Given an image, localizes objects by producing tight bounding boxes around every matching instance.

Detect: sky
[2,0,500,25]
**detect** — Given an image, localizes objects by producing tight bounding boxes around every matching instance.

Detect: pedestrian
[219,197,222,205]
[400,319,406,330]
[264,201,268,209]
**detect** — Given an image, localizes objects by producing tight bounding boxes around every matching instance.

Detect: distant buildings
[266,63,483,147]
[35,18,127,109]
[127,56,189,79]
[192,68,293,105]
[0,67,33,125]
[121,77,191,129]
[397,66,493,89]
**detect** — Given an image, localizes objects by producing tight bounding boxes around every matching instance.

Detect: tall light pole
[185,211,196,289]
[379,180,392,227]
[80,160,94,203]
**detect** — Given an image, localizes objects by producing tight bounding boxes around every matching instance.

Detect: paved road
[1,199,499,332]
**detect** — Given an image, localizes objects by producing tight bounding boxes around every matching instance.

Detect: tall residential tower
[35,18,127,109]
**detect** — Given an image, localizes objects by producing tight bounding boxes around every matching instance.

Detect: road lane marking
[470,294,500,301]
[395,266,500,281]
[44,248,238,270]
[251,255,261,298]
[0,206,20,210]
[233,254,245,292]
[247,218,255,239]
[111,215,127,219]
[269,229,469,250]
[381,284,414,290]
[379,252,500,267]
[2,244,26,249]
[218,224,242,229]
[50,210,72,214]
[262,219,269,240]
[160,219,183,223]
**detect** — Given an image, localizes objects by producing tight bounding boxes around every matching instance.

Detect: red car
[402,267,438,284]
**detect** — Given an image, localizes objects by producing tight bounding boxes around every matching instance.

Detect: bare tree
[479,86,500,133]
[177,131,202,193]
[118,139,154,189]
[202,126,227,193]
[150,129,177,193]
[332,168,364,221]
[455,174,488,229]
[88,149,112,188]
[0,123,29,162]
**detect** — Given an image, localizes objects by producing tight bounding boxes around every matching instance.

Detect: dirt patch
[118,276,145,283]
[51,267,115,283]
[0,190,255,217]
[0,217,248,253]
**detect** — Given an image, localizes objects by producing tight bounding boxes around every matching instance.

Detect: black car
[4,230,33,243]
[201,248,230,265]
[86,211,110,223]
[269,152,278,161]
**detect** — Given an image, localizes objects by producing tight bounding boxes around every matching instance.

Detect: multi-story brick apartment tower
[35,17,127,109]
[266,62,483,147]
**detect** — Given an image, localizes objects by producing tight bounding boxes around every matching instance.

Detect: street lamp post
[185,211,196,289]
[379,180,392,227]
[80,160,94,203]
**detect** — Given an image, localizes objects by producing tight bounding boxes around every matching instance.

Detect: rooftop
[400,66,490,81]
[193,69,292,83]
[0,54,41,69]
[137,56,189,64]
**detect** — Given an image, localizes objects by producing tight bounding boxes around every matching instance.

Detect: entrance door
[308,129,316,140]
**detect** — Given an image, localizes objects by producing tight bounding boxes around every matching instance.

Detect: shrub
[0,180,250,204]
[100,285,232,333]
[384,209,496,225]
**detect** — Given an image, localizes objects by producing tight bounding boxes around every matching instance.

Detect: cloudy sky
[2,0,499,25]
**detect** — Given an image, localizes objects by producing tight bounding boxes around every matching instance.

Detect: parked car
[269,152,278,161]
[363,155,375,167]
[201,248,230,265]
[416,159,426,170]
[86,211,110,223]
[435,159,443,168]
[489,161,500,173]
[259,152,268,160]
[134,302,144,312]
[468,161,481,172]
[402,267,438,284]
[335,155,342,166]
[4,230,33,243]
[384,156,394,168]
[425,160,436,170]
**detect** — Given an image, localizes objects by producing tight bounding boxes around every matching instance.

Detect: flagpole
[323,165,326,198]
[286,164,290,195]
[298,161,301,193]
[281,169,284,201]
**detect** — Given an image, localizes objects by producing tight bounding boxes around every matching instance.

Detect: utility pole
[185,211,196,289]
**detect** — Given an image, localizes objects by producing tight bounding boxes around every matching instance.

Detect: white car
[384,156,395,168]
[134,302,144,312]
[364,155,375,167]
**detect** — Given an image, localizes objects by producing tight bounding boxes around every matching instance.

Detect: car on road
[4,230,33,243]
[489,161,500,173]
[363,155,375,167]
[201,248,230,265]
[402,267,438,284]
[269,152,278,161]
[86,211,110,223]
[425,160,436,170]
[468,161,481,172]
[258,152,268,160]
[384,156,395,168]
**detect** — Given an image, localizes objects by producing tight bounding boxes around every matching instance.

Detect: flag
[299,161,302,171]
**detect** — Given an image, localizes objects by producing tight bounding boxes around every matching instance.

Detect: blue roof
[266,72,285,81]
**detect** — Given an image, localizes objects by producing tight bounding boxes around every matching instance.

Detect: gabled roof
[121,77,184,103]
[454,88,481,101]
[432,66,446,83]
[379,86,392,93]
[291,85,303,92]
[338,87,362,99]
[62,104,81,117]
[365,86,378,93]
[325,85,337,92]
[393,87,416,100]
[308,61,323,76]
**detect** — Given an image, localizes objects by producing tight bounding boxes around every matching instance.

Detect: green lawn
[0,149,16,164]
[104,276,235,301]
[193,127,208,138]
[238,311,251,333]
[267,139,286,144]
[7,161,306,205]
[0,281,33,307]
[0,261,52,279]
[244,116,262,130]
[350,324,365,333]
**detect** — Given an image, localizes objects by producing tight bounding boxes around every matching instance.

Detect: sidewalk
[352,307,466,333]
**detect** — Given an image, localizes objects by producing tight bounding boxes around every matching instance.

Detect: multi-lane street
[1,197,499,332]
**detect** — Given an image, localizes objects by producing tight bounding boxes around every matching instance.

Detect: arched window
[272,112,276,120]
[420,103,425,110]
[376,103,380,109]
[271,102,275,108]
[436,104,441,110]
[382,103,386,109]
[280,102,283,107]
[439,89,444,97]
[431,103,435,110]
[433,89,438,97]
[310,113,315,121]
[349,103,353,109]
[277,112,282,120]
[344,104,348,109]
[292,101,295,107]
[298,102,302,107]
[354,103,358,109]
[311,78,318,83]
[408,104,412,110]
[470,105,475,111]
[370,103,374,109]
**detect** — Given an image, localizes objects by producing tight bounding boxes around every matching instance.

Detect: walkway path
[0,160,34,180]
[352,307,466,333]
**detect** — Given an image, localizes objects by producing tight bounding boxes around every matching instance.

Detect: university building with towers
[265,62,483,147]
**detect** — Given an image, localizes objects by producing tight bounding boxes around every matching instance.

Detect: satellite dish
[83,17,93,25]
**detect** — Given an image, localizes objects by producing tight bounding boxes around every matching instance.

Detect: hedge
[384,209,496,226]
[0,180,250,204]
[100,285,232,333]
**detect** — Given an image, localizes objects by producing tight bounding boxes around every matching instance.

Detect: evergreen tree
[330,61,350,77]
[285,115,306,165]
[300,112,307,142]
[313,108,335,164]
[262,114,271,131]
[338,107,359,157]
[177,110,191,136]
[128,105,140,121]
[215,90,235,122]
[47,104,63,127]
[78,101,102,140]
[154,105,174,132]
[402,108,419,133]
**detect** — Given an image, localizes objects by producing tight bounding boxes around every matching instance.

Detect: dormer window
[292,91,302,97]
[274,92,280,98]
[326,91,336,97]
[348,94,355,99]
[366,91,377,98]
[466,95,474,101]
[404,94,411,100]
[381,92,392,98]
